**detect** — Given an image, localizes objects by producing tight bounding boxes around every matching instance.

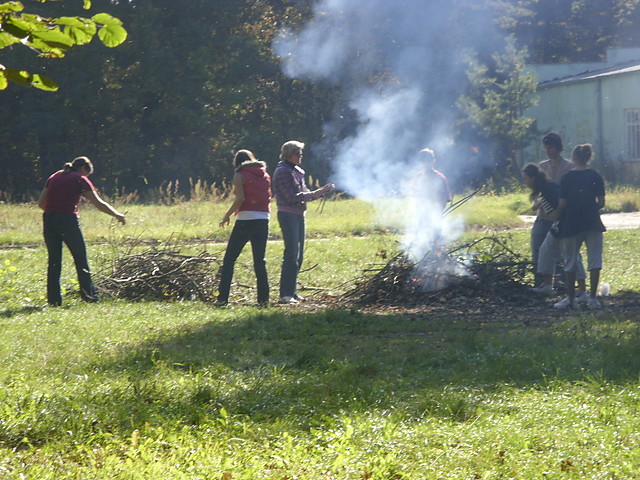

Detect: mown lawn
[1,195,639,479]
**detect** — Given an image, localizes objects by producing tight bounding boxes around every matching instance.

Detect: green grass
[1,300,640,478]
[2,187,637,246]
[1,194,640,478]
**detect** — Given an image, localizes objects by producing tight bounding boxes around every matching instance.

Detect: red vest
[238,163,271,213]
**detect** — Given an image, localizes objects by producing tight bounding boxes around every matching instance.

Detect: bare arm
[82,190,126,224]
[37,188,48,211]
[220,173,244,228]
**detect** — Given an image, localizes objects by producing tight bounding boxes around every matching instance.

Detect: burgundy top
[44,171,95,216]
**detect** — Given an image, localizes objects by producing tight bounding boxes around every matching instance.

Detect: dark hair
[542,132,563,152]
[572,144,593,166]
[62,156,94,175]
[522,163,548,201]
[233,149,257,168]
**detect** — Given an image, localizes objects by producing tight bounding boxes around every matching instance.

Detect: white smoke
[274,0,500,274]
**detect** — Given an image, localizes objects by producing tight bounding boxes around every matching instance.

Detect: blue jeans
[277,211,305,298]
[217,219,269,304]
[43,213,98,305]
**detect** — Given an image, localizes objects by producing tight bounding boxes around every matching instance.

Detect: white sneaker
[293,293,305,302]
[553,296,574,309]
[531,285,553,296]
[278,296,298,304]
[574,291,590,304]
[587,296,602,310]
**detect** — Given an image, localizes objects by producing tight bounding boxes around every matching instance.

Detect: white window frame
[626,108,640,161]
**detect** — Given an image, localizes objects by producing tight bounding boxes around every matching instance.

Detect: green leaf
[97,23,127,47]
[32,29,75,49]
[83,0,91,9]
[3,17,35,38]
[0,1,24,13]
[55,16,90,28]
[0,31,20,48]
[55,17,97,45]
[28,36,66,57]
[4,68,30,86]
[30,73,58,91]
[91,13,123,26]
[0,71,7,90]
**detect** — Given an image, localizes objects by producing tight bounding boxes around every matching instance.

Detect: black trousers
[43,213,98,305]
[217,219,270,304]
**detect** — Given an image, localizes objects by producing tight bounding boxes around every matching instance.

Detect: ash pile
[96,244,220,302]
[343,236,534,307]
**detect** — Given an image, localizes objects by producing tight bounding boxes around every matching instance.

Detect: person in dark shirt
[522,164,587,298]
[37,156,125,306]
[553,144,606,310]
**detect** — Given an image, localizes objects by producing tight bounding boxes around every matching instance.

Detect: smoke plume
[274,0,501,269]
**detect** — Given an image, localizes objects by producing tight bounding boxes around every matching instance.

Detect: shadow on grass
[85,305,640,432]
[0,305,46,318]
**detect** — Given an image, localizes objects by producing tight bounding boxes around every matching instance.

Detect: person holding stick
[216,149,272,306]
[37,156,125,306]
[272,140,334,304]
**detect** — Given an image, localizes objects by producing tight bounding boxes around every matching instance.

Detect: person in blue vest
[216,150,272,306]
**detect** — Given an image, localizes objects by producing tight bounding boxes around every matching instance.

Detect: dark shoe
[214,299,228,307]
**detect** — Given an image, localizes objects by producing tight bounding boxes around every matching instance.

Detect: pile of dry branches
[96,244,221,302]
[343,235,532,306]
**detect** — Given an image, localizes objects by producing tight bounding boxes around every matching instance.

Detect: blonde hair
[280,140,305,162]
[572,144,593,166]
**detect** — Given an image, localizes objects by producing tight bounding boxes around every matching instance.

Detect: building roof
[539,60,640,89]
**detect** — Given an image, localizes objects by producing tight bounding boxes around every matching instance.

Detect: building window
[626,109,640,160]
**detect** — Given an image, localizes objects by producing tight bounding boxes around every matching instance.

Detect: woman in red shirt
[38,156,125,306]
[216,150,272,306]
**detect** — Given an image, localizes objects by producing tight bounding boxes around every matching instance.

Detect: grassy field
[1,193,640,479]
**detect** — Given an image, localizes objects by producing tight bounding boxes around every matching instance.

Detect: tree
[457,37,539,187]
[0,0,127,91]
[495,0,640,63]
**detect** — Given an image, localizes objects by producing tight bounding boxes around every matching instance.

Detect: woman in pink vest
[37,156,125,306]
[216,150,272,306]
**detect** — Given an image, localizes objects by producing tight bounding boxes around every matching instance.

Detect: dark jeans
[277,211,305,298]
[531,217,554,286]
[217,219,269,304]
[43,213,98,305]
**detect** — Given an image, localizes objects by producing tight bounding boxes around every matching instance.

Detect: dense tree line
[2,0,640,200]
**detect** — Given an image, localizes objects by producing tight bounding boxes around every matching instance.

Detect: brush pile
[96,244,220,301]
[343,235,532,306]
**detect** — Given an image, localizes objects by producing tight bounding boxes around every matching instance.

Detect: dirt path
[519,212,640,230]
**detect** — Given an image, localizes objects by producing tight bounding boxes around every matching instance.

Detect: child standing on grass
[553,144,606,310]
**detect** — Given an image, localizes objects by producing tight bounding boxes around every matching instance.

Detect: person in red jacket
[37,156,125,306]
[216,150,272,306]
